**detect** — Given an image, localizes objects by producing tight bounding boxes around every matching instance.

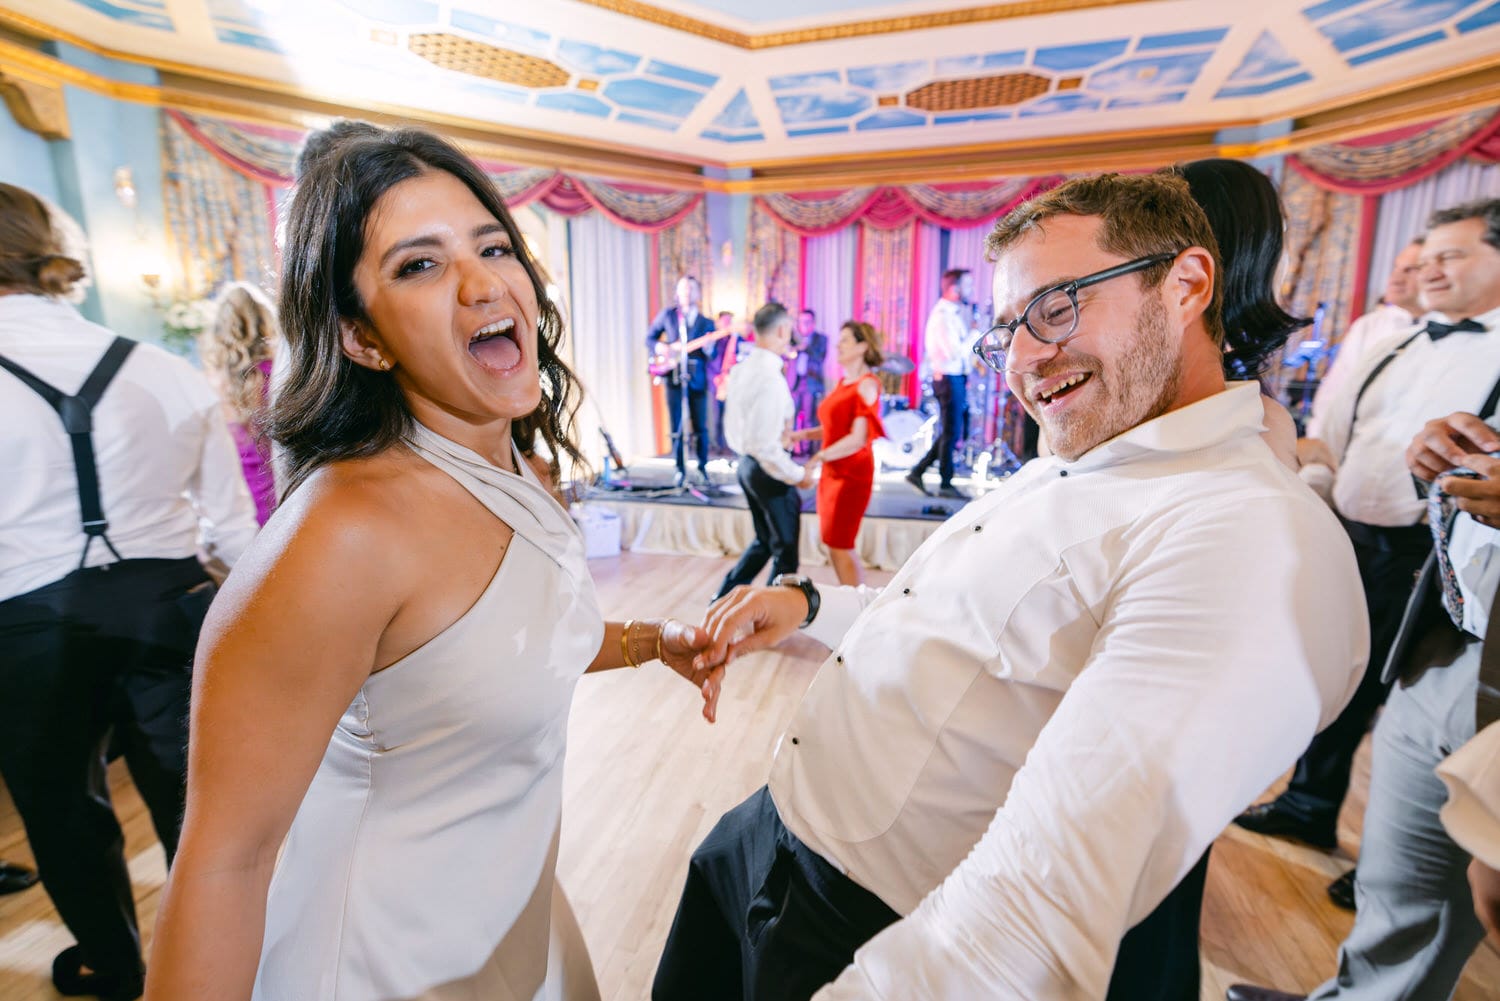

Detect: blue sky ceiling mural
[40,0,1500,158]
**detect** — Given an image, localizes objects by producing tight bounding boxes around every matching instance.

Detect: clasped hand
[1407,412,1500,525]
[658,585,814,725]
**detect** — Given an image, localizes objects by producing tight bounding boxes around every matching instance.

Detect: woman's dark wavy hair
[270,126,585,496]
[1173,159,1311,381]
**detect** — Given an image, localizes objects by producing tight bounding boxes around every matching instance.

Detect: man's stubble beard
[1044,295,1182,460]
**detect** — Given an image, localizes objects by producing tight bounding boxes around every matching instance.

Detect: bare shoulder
[212,449,438,619]
[856,377,879,406]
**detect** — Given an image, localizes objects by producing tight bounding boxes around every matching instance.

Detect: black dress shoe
[904,469,928,494]
[52,946,144,1000]
[0,860,37,895]
[937,483,966,499]
[1327,868,1356,910]
[1232,801,1338,851]
[1226,985,1305,1001]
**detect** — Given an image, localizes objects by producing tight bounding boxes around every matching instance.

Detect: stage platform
[579,456,1007,572]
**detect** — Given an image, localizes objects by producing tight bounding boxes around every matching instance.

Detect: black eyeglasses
[972,252,1179,373]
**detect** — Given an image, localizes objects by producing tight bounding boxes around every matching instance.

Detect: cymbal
[877,356,916,375]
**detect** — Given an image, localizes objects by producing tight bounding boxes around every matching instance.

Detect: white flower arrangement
[159,297,216,355]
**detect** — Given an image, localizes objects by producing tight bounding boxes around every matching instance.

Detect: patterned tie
[1430,454,1500,629]
[1423,318,1486,341]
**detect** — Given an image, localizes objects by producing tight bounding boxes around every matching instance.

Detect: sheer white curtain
[566,212,653,467]
[802,227,857,383]
[946,224,997,324]
[1366,159,1500,311]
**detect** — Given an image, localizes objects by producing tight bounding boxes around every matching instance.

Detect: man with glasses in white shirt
[654,172,1367,1001]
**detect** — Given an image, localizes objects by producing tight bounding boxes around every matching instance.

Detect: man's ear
[339,317,394,372]
[1168,246,1216,328]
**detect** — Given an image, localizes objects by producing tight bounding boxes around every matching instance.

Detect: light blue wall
[0,103,61,205]
[42,44,168,342]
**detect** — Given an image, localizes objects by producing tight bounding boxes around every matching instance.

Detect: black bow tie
[1423,318,1486,341]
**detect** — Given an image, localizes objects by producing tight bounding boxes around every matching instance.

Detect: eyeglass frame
[971,251,1181,373]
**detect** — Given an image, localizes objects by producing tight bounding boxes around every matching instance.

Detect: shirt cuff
[803,584,866,649]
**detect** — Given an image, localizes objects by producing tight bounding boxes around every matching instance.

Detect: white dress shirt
[1439,720,1500,868]
[723,345,801,485]
[761,383,1367,999]
[1305,305,1414,439]
[1312,306,1500,527]
[923,298,977,377]
[1437,506,1500,868]
[0,294,258,602]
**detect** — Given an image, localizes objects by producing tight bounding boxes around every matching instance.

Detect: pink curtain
[1289,107,1500,195]
[757,178,1056,236]
[166,109,703,233]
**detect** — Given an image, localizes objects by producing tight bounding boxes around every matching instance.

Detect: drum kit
[869,354,1023,478]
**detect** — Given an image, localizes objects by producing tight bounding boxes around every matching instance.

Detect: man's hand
[1469,858,1500,950]
[1440,454,1500,527]
[696,585,808,673]
[1407,412,1500,482]
[797,467,815,490]
[657,620,724,723]
[1296,436,1338,472]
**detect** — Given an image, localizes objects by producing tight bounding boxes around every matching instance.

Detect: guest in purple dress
[200,283,278,524]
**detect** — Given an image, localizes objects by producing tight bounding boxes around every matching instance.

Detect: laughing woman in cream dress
[145,127,719,1001]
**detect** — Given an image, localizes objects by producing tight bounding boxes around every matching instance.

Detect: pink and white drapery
[757,177,1054,236]
[161,109,709,301]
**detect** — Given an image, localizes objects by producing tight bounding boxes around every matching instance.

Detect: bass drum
[874,409,935,470]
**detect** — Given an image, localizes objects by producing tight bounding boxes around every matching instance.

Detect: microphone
[599,426,626,470]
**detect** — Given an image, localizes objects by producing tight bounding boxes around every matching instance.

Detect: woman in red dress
[801,320,885,585]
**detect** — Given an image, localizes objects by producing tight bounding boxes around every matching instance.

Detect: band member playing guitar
[646,276,716,487]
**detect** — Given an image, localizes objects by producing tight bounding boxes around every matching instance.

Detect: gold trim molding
[572,0,1153,49]
[0,71,68,138]
[2,9,1498,192]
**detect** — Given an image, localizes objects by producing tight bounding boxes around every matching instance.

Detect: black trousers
[1275,521,1432,828]
[665,380,710,475]
[654,786,1211,1001]
[715,458,801,600]
[913,374,966,486]
[0,557,213,981]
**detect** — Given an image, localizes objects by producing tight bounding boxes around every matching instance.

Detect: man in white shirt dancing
[713,302,813,601]
[907,268,978,498]
[654,172,1367,1000]
[0,183,258,1000]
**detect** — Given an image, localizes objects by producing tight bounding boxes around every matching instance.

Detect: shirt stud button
[902,587,911,595]
[835,654,844,663]
[973,524,983,532]
[1059,469,1068,477]
[791,736,800,745]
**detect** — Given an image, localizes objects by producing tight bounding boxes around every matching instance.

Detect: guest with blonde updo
[200,282,278,524]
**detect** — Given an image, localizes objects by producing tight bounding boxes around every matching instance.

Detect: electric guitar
[648,327,737,383]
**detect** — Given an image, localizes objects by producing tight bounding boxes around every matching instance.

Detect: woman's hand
[657,619,725,723]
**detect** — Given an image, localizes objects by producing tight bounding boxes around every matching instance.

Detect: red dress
[816,374,885,550]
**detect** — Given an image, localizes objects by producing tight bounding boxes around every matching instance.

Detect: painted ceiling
[14,0,1500,166]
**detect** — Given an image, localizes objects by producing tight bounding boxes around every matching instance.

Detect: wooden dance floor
[1,551,1498,1000]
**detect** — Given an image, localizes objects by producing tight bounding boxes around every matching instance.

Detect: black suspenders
[0,337,137,568]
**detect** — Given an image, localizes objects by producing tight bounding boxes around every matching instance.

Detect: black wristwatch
[770,574,820,628]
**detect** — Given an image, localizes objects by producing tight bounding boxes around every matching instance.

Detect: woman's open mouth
[468,318,522,372]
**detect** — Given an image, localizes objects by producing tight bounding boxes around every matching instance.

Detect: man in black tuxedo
[647,275,716,486]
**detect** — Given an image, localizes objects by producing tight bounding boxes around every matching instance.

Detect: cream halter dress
[253,424,602,1001]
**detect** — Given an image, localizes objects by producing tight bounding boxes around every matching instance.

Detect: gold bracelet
[654,620,666,664]
[620,619,638,668]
